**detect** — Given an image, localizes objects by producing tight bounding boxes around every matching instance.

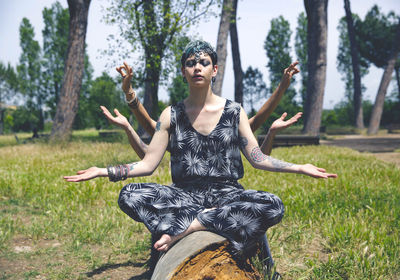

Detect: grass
[0,131,399,279]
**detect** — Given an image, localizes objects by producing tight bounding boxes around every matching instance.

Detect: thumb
[114,109,122,116]
[280,112,288,120]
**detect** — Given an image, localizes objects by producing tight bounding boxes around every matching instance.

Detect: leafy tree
[243,66,266,116]
[51,0,91,142]
[41,1,70,118]
[104,0,214,118]
[17,18,44,136]
[0,62,18,134]
[295,12,308,106]
[73,54,94,130]
[264,16,298,120]
[337,16,369,126]
[302,0,329,136]
[87,72,124,130]
[355,6,400,134]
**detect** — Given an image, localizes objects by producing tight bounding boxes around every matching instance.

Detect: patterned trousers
[118,181,284,256]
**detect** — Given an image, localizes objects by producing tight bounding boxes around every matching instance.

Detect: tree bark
[213,0,234,96]
[230,0,243,105]
[50,0,91,142]
[395,64,400,100]
[367,22,400,135]
[143,52,162,119]
[302,0,328,136]
[344,0,364,129]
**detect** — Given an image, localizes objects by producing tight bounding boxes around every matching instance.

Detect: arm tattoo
[128,162,138,171]
[250,147,267,162]
[250,146,294,170]
[268,156,294,170]
[239,136,248,149]
[155,121,161,132]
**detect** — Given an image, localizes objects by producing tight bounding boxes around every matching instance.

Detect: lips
[193,75,203,80]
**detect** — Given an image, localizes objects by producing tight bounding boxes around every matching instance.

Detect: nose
[193,61,202,70]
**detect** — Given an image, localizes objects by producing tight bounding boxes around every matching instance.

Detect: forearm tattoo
[155,121,161,132]
[239,136,248,149]
[128,162,138,171]
[250,146,294,170]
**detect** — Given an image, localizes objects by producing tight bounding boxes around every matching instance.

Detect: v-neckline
[181,99,228,137]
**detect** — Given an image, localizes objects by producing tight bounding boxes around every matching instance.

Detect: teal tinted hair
[180,40,218,67]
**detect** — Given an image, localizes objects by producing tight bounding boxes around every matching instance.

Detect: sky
[1,0,399,110]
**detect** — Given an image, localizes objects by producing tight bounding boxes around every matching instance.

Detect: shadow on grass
[86,260,151,279]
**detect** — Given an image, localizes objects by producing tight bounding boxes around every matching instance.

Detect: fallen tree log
[151,231,261,280]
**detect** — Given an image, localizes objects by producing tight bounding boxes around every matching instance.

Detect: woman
[64,40,336,260]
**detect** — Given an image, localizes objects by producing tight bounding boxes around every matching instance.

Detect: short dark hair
[180,40,218,68]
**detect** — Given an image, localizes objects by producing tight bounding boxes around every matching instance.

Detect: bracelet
[107,164,130,182]
[107,165,118,182]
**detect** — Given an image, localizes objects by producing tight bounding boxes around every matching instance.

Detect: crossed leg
[154,207,217,251]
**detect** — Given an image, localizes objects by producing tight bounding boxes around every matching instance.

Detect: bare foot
[154,219,206,252]
[154,234,179,251]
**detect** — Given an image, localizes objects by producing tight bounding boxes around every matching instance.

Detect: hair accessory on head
[181,40,218,68]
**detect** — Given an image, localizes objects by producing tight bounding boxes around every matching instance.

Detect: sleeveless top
[169,99,244,185]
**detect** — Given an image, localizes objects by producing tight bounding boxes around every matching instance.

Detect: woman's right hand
[64,167,107,182]
[100,106,130,129]
[116,61,135,101]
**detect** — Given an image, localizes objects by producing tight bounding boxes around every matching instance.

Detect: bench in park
[387,123,400,134]
[257,134,320,147]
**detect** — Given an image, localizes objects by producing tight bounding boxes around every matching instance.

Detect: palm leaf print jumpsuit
[118,99,284,257]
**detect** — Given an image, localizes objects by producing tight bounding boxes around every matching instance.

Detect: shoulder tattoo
[155,121,161,132]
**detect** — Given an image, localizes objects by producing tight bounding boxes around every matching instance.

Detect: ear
[212,64,218,77]
[181,66,185,76]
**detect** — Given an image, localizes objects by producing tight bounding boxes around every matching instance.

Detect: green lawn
[0,132,399,279]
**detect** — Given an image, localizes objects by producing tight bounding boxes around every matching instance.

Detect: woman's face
[181,52,217,88]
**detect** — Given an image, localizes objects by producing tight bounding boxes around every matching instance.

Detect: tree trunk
[213,0,234,96]
[50,0,91,142]
[230,0,243,105]
[367,23,400,135]
[344,0,364,129]
[395,65,400,100]
[0,107,4,135]
[302,0,328,136]
[151,231,261,280]
[143,55,161,119]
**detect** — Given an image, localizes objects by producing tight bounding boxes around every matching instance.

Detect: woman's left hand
[299,164,337,179]
[64,167,106,182]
